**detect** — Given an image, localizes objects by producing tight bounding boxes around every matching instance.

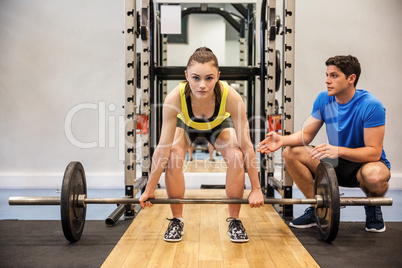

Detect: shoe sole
[164,237,183,242]
[289,222,317,229]
[230,238,249,243]
[230,239,248,243]
[365,226,386,233]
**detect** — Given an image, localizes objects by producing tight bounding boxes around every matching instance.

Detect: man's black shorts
[321,158,390,187]
[176,117,234,147]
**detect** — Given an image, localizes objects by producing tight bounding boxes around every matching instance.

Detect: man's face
[325,65,354,96]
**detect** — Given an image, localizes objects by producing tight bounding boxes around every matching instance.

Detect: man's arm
[310,125,385,162]
[258,115,323,154]
[282,115,324,146]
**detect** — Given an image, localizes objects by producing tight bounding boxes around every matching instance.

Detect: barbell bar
[9,195,392,207]
[7,161,393,243]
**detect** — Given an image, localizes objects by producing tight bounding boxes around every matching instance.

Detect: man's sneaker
[226,217,249,243]
[164,218,184,242]
[289,206,317,228]
[365,206,386,233]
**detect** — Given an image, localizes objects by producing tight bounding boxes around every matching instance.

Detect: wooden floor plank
[172,195,201,268]
[102,189,319,268]
[172,240,199,268]
[120,240,157,268]
[102,191,170,268]
[199,204,223,262]
[199,260,224,268]
[242,208,276,267]
[120,207,171,268]
[146,238,178,268]
[217,205,250,268]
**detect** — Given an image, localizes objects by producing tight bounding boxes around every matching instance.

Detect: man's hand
[310,143,339,160]
[257,132,283,154]
[139,191,155,209]
[248,188,265,208]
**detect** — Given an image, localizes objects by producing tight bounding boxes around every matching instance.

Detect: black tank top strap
[186,95,220,123]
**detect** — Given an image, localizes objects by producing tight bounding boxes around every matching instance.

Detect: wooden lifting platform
[101,189,319,268]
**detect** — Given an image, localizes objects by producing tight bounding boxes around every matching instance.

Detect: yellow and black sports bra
[177,81,231,130]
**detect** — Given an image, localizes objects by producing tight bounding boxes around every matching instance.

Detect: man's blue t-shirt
[311,89,390,168]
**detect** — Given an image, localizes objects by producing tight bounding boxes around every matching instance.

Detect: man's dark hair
[326,55,361,87]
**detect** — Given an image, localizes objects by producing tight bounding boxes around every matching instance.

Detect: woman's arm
[139,87,181,205]
[225,87,263,199]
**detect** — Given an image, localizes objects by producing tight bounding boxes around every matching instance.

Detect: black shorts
[321,158,390,187]
[176,117,234,147]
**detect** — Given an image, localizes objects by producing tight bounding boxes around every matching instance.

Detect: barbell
[9,161,393,243]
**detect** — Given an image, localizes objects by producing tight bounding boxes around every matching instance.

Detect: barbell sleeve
[339,197,393,206]
[9,196,61,205]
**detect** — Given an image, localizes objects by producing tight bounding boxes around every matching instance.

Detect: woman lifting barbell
[138,47,264,243]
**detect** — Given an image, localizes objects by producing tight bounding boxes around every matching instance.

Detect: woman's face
[185,61,220,99]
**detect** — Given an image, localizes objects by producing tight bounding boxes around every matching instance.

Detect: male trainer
[258,55,391,232]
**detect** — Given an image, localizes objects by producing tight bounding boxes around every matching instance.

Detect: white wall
[168,14,226,66]
[294,0,402,189]
[0,0,401,189]
[0,1,126,188]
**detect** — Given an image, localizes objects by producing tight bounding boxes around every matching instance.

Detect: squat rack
[114,0,295,224]
[263,0,296,219]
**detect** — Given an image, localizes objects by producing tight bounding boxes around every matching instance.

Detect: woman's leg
[214,128,244,218]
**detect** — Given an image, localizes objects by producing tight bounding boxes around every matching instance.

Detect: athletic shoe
[226,217,249,243]
[164,218,184,242]
[289,206,317,228]
[365,206,386,232]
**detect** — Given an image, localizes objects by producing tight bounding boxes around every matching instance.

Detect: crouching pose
[258,55,390,232]
[139,47,264,243]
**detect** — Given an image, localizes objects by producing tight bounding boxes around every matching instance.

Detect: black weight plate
[314,162,340,243]
[61,161,87,242]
